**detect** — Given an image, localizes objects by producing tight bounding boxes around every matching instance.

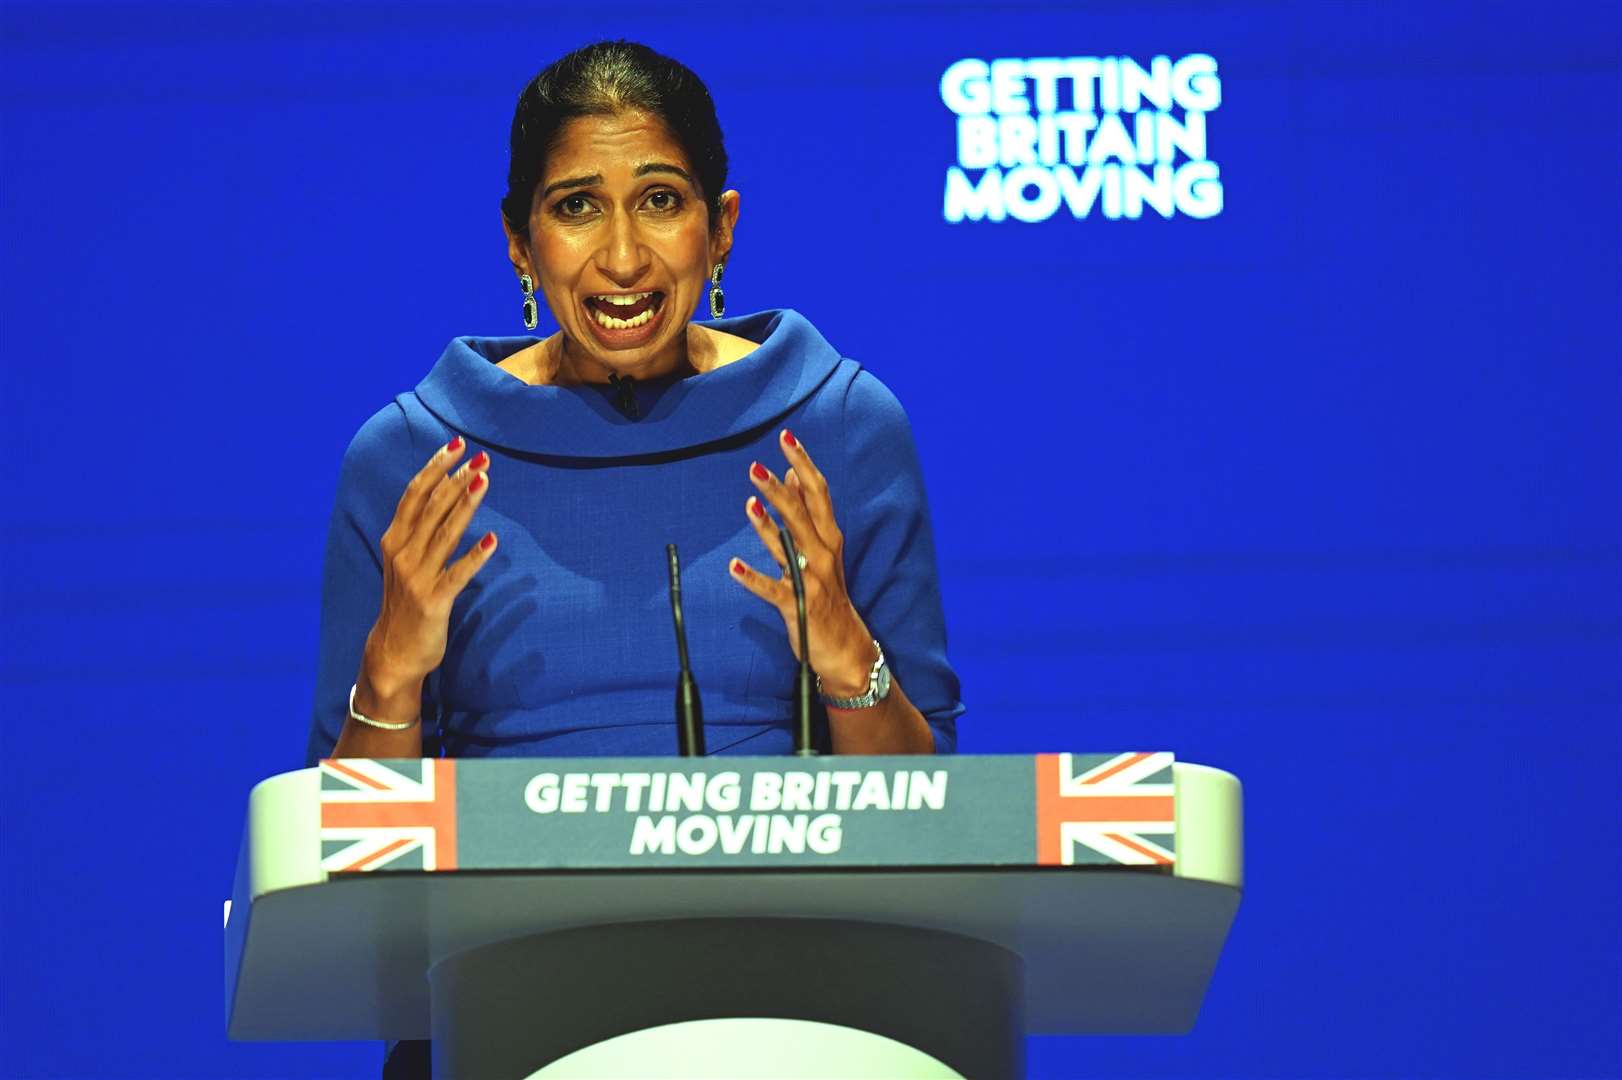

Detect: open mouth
[584,291,666,330]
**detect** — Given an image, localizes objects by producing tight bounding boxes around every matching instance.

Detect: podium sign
[317,751,1178,874]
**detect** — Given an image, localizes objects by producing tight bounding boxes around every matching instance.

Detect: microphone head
[779,525,805,594]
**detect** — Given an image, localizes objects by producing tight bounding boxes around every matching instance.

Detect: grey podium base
[428,918,1025,1080]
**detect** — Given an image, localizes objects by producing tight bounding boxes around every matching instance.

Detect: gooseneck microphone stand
[778,526,816,756]
[666,544,705,757]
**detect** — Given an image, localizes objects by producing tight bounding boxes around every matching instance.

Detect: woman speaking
[306,40,959,785]
[305,37,963,1078]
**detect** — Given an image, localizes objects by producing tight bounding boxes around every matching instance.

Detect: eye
[554,193,595,218]
[644,189,683,212]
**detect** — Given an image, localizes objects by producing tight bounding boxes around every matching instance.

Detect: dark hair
[501,41,729,236]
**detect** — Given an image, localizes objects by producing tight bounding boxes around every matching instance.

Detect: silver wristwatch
[816,640,892,710]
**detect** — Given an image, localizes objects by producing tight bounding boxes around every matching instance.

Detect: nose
[594,209,650,288]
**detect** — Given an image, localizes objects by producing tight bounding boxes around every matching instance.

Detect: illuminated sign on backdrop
[941,55,1224,223]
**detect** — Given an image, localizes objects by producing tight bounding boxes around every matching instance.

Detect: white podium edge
[225,760,1243,1030]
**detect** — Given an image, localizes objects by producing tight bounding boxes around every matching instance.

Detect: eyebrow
[538,162,696,201]
[635,162,695,185]
[539,174,600,200]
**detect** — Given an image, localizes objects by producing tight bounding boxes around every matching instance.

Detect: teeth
[593,306,655,330]
[595,292,652,306]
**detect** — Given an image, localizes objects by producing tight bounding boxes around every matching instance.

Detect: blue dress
[305,309,962,766]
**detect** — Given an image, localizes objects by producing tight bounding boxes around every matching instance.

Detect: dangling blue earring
[708,262,726,319]
[520,273,538,330]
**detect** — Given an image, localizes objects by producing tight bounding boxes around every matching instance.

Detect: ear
[710,189,740,267]
[501,211,532,280]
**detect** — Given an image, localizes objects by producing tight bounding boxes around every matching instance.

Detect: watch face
[875,662,892,699]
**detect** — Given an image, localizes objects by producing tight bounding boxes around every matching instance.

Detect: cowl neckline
[414,309,842,459]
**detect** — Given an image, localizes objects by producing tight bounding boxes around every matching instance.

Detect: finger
[782,470,829,567]
[786,469,846,591]
[779,429,840,549]
[783,467,809,511]
[408,451,489,563]
[745,496,789,572]
[439,530,499,597]
[783,469,814,537]
[728,556,792,608]
[425,463,493,571]
[397,436,467,528]
[748,460,823,562]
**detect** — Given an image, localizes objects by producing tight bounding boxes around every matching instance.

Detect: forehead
[543,110,693,181]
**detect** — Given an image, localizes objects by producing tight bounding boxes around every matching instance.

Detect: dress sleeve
[838,370,963,753]
[303,403,419,766]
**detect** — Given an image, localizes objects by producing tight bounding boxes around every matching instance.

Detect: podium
[226,753,1242,1078]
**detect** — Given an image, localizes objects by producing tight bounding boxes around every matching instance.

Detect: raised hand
[363,436,497,700]
[728,428,879,699]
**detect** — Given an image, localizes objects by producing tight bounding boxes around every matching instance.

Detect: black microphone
[778,525,816,756]
[608,373,640,419]
[666,544,705,757]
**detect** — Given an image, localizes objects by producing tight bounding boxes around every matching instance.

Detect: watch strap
[816,641,890,710]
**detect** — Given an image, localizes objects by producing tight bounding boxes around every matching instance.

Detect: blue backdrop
[2,2,1618,1077]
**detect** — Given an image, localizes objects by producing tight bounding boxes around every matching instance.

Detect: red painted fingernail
[751,462,769,482]
[470,451,489,470]
[730,558,745,576]
[468,473,486,493]
[446,436,463,453]
[749,497,766,520]
[782,429,799,448]
[479,532,496,551]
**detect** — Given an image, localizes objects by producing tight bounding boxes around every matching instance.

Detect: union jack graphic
[318,758,458,873]
[1034,752,1175,867]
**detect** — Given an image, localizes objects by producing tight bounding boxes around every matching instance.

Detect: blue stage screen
[1,2,1617,1076]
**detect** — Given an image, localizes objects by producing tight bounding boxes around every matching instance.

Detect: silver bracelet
[348,683,419,731]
